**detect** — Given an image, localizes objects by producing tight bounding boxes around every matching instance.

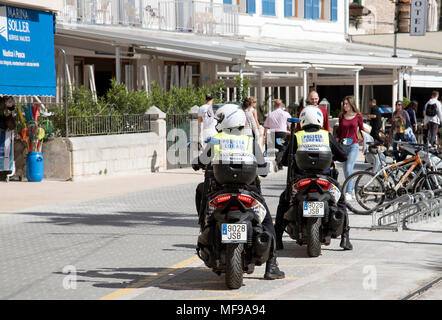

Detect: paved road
[0,169,441,300]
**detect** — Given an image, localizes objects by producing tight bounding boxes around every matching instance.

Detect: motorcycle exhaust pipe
[253,231,272,264]
[329,210,344,232]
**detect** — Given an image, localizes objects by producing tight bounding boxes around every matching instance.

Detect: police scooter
[194,106,274,289]
[283,118,345,257]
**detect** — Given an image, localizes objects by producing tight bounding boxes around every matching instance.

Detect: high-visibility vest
[211,132,254,162]
[295,129,330,150]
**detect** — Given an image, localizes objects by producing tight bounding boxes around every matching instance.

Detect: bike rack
[371,190,442,231]
[402,190,442,230]
[371,194,414,231]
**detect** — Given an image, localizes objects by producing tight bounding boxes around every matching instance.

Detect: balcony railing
[59,0,238,36]
[158,0,238,36]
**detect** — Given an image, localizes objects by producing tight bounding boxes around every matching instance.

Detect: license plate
[303,201,325,217]
[221,223,247,243]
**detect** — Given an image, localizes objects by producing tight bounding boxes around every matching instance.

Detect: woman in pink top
[336,96,370,200]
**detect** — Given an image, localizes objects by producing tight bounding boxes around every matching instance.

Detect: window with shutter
[247,0,256,14]
[284,0,292,17]
[262,0,275,16]
[331,0,337,21]
[305,0,320,20]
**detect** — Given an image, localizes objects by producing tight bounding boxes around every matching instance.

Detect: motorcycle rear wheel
[306,218,321,257]
[225,243,244,289]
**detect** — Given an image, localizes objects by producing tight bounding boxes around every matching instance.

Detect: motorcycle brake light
[237,194,253,205]
[316,179,333,190]
[237,194,258,208]
[212,194,232,208]
[294,179,312,190]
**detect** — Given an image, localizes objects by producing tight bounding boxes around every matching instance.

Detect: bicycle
[342,142,442,215]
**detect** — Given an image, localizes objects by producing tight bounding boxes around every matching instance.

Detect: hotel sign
[410,0,428,36]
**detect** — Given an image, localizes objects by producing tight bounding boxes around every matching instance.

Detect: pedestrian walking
[198,94,217,143]
[407,100,418,134]
[423,91,442,147]
[249,96,261,132]
[363,98,385,144]
[248,96,263,148]
[242,98,260,138]
[263,99,291,170]
[336,96,370,201]
[295,91,330,132]
[392,100,413,162]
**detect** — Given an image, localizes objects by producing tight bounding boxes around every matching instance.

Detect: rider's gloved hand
[192,163,200,171]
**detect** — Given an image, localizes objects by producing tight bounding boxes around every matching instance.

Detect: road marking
[99,255,200,300]
[278,263,336,268]
[252,259,360,300]
[190,294,258,300]
[99,253,308,300]
[158,275,298,290]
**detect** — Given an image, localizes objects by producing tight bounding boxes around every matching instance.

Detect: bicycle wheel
[342,171,385,215]
[413,171,442,193]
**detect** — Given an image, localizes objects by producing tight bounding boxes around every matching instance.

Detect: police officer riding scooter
[274,106,353,253]
[193,104,285,283]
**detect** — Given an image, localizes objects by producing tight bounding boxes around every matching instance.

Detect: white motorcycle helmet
[299,105,323,129]
[215,104,246,131]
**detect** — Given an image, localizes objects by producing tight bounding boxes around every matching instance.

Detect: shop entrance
[83,57,115,97]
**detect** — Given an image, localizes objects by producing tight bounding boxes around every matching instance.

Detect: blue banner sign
[0,5,55,96]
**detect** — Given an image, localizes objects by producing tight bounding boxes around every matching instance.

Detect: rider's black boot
[264,251,285,280]
[340,228,353,250]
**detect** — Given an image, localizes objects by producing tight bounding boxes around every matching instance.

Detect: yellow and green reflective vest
[295,129,330,149]
[211,131,254,162]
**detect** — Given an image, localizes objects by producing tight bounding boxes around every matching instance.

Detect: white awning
[56,22,419,73]
[404,73,442,88]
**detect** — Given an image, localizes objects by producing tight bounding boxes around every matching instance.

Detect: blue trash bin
[26,152,44,182]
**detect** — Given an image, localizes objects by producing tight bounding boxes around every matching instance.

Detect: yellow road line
[99,255,307,300]
[99,255,200,300]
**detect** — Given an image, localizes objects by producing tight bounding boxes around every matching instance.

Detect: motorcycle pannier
[213,152,257,185]
[295,145,332,172]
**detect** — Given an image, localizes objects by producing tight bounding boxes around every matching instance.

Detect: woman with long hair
[336,96,370,201]
[248,96,263,148]
[392,100,412,161]
[242,97,259,138]
[249,97,261,130]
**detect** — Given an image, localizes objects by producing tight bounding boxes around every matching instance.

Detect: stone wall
[11,106,168,181]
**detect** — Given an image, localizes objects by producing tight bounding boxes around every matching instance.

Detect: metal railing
[67,114,152,137]
[158,0,239,36]
[60,0,146,26]
[59,0,239,36]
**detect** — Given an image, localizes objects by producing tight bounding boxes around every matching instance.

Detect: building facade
[348,0,442,115]
[5,0,442,115]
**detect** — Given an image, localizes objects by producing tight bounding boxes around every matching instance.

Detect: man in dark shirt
[364,99,384,144]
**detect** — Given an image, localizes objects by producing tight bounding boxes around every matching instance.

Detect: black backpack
[426,103,438,117]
